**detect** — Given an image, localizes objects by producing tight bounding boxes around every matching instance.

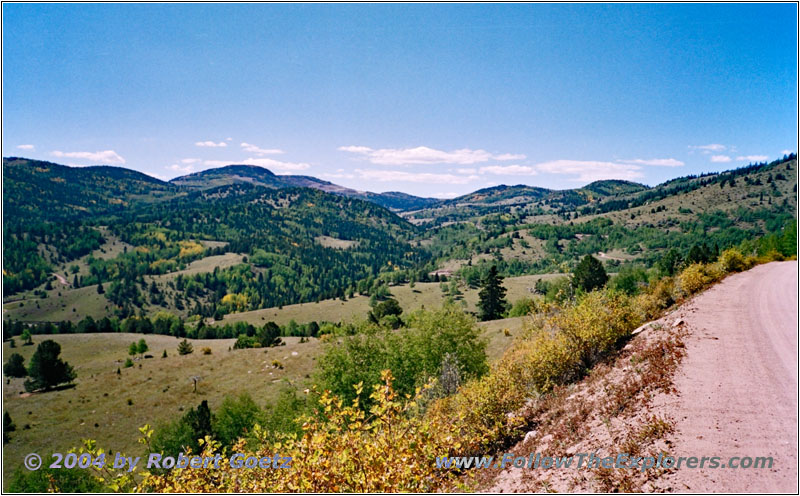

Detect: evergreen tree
[368,298,404,327]
[572,255,608,293]
[186,400,214,442]
[4,411,16,444]
[24,340,76,392]
[477,265,508,321]
[4,353,27,378]
[656,248,682,277]
[137,338,149,356]
[256,322,282,347]
[177,339,194,355]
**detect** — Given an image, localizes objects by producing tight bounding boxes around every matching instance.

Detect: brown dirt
[483,261,798,493]
[650,261,798,492]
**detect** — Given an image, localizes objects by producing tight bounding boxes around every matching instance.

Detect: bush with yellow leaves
[140,372,463,492]
[635,277,676,320]
[75,252,784,493]
[677,263,711,295]
[719,248,747,273]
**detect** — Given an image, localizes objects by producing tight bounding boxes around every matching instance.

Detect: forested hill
[2,157,178,223]
[3,154,796,313]
[169,164,438,211]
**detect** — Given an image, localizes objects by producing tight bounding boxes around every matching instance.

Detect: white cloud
[479,165,538,176]
[195,141,227,148]
[226,137,233,141]
[320,172,356,180]
[355,168,479,184]
[431,192,460,199]
[168,164,195,173]
[456,168,477,174]
[181,158,201,164]
[781,149,793,155]
[338,145,523,165]
[620,158,684,167]
[203,157,311,172]
[494,153,527,161]
[735,155,768,162]
[240,142,285,155]
[17,144,35,150]
[710,155,732,163]
[690,144,726,153]
[51,150,126,165]
[535,160,643,182]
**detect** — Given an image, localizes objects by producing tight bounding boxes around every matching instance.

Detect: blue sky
[3,3,797,197]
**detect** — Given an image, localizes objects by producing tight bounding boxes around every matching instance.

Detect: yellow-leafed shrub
[553,290,640,370]
[719,248,747,273]
[678,263,711,295]
[141,372,462,492]
[220,293,248,311]
[636,277,676,320]
[178,240,204,259]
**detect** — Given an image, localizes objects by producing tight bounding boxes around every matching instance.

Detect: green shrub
[609,266,648,295]
[507,297,536,317]
[213,393,264,447]
[315,304,487,409]
[8,467,105,493]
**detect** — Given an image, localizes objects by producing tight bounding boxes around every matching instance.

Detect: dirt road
[653,261,798,492]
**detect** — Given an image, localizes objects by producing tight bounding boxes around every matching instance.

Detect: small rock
[673,318,685,327]
[523,430,537,443]
[291,351,299,356]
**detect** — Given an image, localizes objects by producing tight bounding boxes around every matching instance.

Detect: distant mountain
[445,184,552,206]
[169,164,438,211]
[361,191,440,211]
[2,157,178,223]
[2,159,440,221]
[438,180,648,209]
[581,179,649,197]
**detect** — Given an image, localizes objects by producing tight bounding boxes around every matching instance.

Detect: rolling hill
[2,157,178,223]
[169,164,438,211]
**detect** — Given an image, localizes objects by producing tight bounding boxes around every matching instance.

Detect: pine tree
[4,353,27,378]
[137,338,149,356]
[177,339,194,356]
[4,411,16,444]
[477,265,508,321]
[572,255,608,293]
[24,340,76,392]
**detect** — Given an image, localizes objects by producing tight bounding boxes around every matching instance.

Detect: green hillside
[3,155,796,324]
[3,157,178,223]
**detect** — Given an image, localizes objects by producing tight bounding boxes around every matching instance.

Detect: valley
[2,154,797,491]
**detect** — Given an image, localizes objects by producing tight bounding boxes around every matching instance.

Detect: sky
[2,3,797,198]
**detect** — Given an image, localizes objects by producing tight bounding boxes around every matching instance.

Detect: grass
[2,333,320,484]
[218,274,564,328]
[3,252,245,322]
[315,235,358,249]
[1,302,526,486]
